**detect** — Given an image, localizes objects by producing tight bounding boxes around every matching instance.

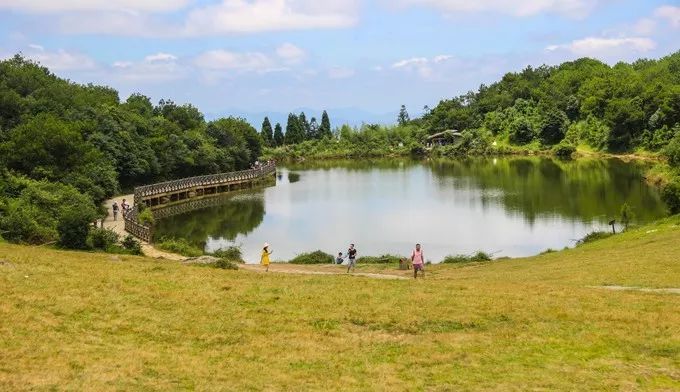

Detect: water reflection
[153,158,666,262]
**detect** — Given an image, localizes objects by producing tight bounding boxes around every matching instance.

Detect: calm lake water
[154,158,667,263]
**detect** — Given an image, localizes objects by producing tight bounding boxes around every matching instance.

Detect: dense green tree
[273,123,284,146]
[308,117,319,139]
[539,109,568,145]
[398,105,410,126]
[298,112,311,141]
[319,110,332,139]
[261,117,274,147]
[285,113,305,144]
[509,117,535,145]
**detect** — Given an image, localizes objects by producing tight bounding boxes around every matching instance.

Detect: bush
[661,178,680,215]
[57,209,92,249]
[552,143,576,158]
[662,132,680,168]
[138,208,155,226]
[87,227,119,250]
[289,250,334,264]
[509,118,535,145]
[211,246,244,263]
[157,237,203,257]
[214,258,239,270]
[122,234,143,255]
[441,251,492,263]
[576,231,613,246]
[357,254,404,264]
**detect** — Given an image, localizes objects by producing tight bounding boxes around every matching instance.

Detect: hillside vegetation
[1,217,679,390]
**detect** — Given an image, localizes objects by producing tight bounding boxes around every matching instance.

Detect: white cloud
[391,55,453,78]
[654,5,680,28]
[194,50,275,72]
[276,43,306,64]
[392,57,429,68]
[631,17,657,35]
[546,37,657,57]
[182,0,358,35]
[392,0,599,18]
[145,52,178,62]
[20,46,97,71]
[433,54,453,63]
[0,0,188,13]
[327,67,355,79]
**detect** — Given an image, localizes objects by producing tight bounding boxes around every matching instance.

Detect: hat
[263,242,270,248]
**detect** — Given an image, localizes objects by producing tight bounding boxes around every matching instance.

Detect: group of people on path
[111,199,131,221]
[260,242,426,278]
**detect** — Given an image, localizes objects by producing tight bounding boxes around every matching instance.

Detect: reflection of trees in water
[154,193,265,247]
[429,157,666,224]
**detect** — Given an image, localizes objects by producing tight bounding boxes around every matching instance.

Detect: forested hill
[0,55,262,246]
[419,50,680,152]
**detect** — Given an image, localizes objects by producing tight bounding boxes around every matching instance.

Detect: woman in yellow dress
[260,243,272,272]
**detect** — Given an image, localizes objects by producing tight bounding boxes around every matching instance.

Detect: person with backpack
[346,244,357,273]
[411,243,425,278]
[112,202,119,221]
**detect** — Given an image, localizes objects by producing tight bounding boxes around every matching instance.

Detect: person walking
[261,243,273,272]
[121,199,129,218]
[112,202,119,221]
[347,244,357,273]
[411,243,425,278]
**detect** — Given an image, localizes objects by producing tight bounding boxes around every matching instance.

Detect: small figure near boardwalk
[347,244,357,273]
[112,202,119,221]
[261,243,273,272]
[411,243,425,278]
[121,199,129,218]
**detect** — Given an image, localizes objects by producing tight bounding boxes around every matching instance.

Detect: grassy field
[1,218,679,390]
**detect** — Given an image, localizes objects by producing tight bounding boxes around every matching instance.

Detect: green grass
[156,237,203,257]
[1,217,679,390]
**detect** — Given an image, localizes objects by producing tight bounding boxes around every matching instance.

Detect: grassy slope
[1,218,679,391]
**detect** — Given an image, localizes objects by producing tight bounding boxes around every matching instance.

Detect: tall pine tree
[285,113,304,144]
[319,110,332,139]
[273,123,284,146]
[260,116,273,146]
[309,117,319,139]
[398,105,410,126]
[298,112,311,141]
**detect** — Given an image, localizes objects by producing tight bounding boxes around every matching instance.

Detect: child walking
[261,243,273,272]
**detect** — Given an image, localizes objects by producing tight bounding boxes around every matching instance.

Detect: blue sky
[1,0,679,123]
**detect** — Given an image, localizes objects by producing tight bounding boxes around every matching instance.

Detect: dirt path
[240,264,409,280]
[103,195,185,261]
[590,285,680,294]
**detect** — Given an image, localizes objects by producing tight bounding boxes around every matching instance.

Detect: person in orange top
[260,243,273,272]
[411,243,425,278]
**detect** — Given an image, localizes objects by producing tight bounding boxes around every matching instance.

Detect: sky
[1,0,679,123]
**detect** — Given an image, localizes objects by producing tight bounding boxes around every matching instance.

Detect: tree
[539,109,568,145]
[509,117,535,145]
[620,202,634,230]
[309,117,319,140]
[298,112,311,141]
[285,113,304,144]
[398,105,410,126]
[319,110,332,139]
[261,117,274,147]
[273,123,284,146]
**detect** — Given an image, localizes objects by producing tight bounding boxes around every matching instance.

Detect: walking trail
[590,285,680,294]
[103,196,408,280]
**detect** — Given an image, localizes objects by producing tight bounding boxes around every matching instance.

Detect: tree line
[259,110,332,147]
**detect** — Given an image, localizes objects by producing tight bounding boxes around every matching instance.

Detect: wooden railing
[126,162,276,243]
[133,162,276,206]
[124,206,153,242]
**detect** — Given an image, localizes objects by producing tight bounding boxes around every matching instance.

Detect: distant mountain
[205,107,398,129]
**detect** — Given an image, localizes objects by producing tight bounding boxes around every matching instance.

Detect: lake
[153,157,667,263]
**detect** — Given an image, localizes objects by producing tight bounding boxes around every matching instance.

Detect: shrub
[662,132,680,168]
[620,202,635,229]
[214,258,239,270]
[661,178,680,215]
[539,248,556,255]
[122,235,143,255]
[576,231,613,246]
[211,246,244,263]
[509,118,535,145]
[552,143,576,159]
[57,209,92,249]
[357,254,404,264]
[442,251,492,263]
[157,237,203,257]
[289,250,334,264]
[138,208,155,226]
[88,227,119,250]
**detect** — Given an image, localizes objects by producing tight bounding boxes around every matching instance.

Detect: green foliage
[357,254,404,264]
[156,237,203,257]
[273,123,284,147]
[661,178,680,214]
[211,246,244,263]
[319,111,332,139]
[441,251,493,263]
[552,143,576,158]
[662,131,680,168]
[214,258,239,270]
[138,208,155,226]
[539,109,568,145]
[289,250,334,264]
[260,117,274,147]
[509,117,535,145]
[57,208,95,249]
[398,105,410,126]
[88,227,119,250]
[285,113,305,145]
[577,231,613,246]
[122,235,143,255]
[620,202,635,229]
